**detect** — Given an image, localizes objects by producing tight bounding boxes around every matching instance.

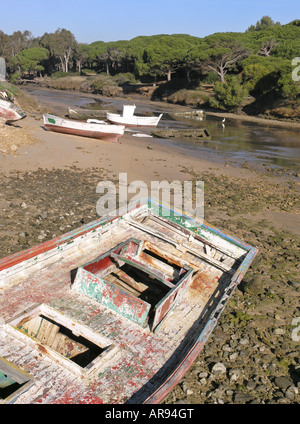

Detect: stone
[222,344,232,352]
[246,381,256,390]
[211,362,227,376]
[244,276,263,295]
[239,338,249,345]
[233,392,254,403]
[274,376,293,391]
[173,398,189,404]
[256,384,269,393]
[274,328,286,335]
[230,372,240,382]
[285,387,295,400]
[229,352,238,361]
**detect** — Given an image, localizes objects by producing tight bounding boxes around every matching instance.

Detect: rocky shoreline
[0,88,299,404]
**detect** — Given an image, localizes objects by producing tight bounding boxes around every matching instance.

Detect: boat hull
[0,99,26,122]
[0,200,257,404]
[43,114,124,143]
[107,112,163,127]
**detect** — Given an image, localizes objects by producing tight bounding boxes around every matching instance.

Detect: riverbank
[0,87,299,404]
[205,110,300,129]
[38,75,300,127]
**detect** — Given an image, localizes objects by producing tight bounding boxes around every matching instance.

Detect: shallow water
[25,86,300,171]
[158,115,300,170]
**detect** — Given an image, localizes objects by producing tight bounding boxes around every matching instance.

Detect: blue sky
[1,0,299,43]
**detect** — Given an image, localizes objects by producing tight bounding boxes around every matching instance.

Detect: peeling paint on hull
[0,200,257,404]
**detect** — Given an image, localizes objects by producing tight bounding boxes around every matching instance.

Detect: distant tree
[242,57,276,93]
[193,34,250,83]
[75,43,90,74]
[276,60,300,100]
[209,75,249,110]
[16,47,49,77]
[0,30,34,73]
[41,29,77,73]
[246,16,281,32]
[89,40,128,75]
[0,30,9,56]
[143,35,199,81]
[7,30,33,56]
[288,19,300,27]
[258,39,280,56]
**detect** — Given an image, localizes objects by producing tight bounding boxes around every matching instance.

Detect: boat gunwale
[0,200,256,274]
[138,246,258,404]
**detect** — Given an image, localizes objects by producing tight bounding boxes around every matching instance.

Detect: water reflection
[159,114,300,169]
[24,86,300,170]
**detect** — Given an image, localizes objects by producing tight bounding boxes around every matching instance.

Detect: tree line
[0,16,299,110]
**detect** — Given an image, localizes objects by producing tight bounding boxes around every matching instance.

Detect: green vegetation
[0,15,299,118]
[209,75,249,111]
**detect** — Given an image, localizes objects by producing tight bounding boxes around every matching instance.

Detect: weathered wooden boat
[43,114,125,143]
[151,127,211,141]
[0,200,257,404]
[68,107,111,121]
[0,99,26,122]
[107,105,163,127]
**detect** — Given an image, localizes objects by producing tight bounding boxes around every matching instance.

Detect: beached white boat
[107,105,163,127]
[0,99,26,122]
[43,114,125,143]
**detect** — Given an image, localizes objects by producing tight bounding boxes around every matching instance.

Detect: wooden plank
[110,252,176,289]
[183,244,234,274]
[125,218,236,273]
[105,273,141,297]
[114,268,148,293]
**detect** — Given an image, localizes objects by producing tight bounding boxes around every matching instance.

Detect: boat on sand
[107,105,163,127]
[0,99,26,122]
[0,200,257,404]
[43,113,125,143]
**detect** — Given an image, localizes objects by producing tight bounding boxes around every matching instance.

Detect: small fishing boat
[0,200,257,404]
[43,114,125,143]
[0,99,26,122]
[152,127,211,141]
[107,105,163,127]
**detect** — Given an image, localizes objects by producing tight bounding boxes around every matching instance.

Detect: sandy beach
[1,105,299,236]
[0,90,299,404]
